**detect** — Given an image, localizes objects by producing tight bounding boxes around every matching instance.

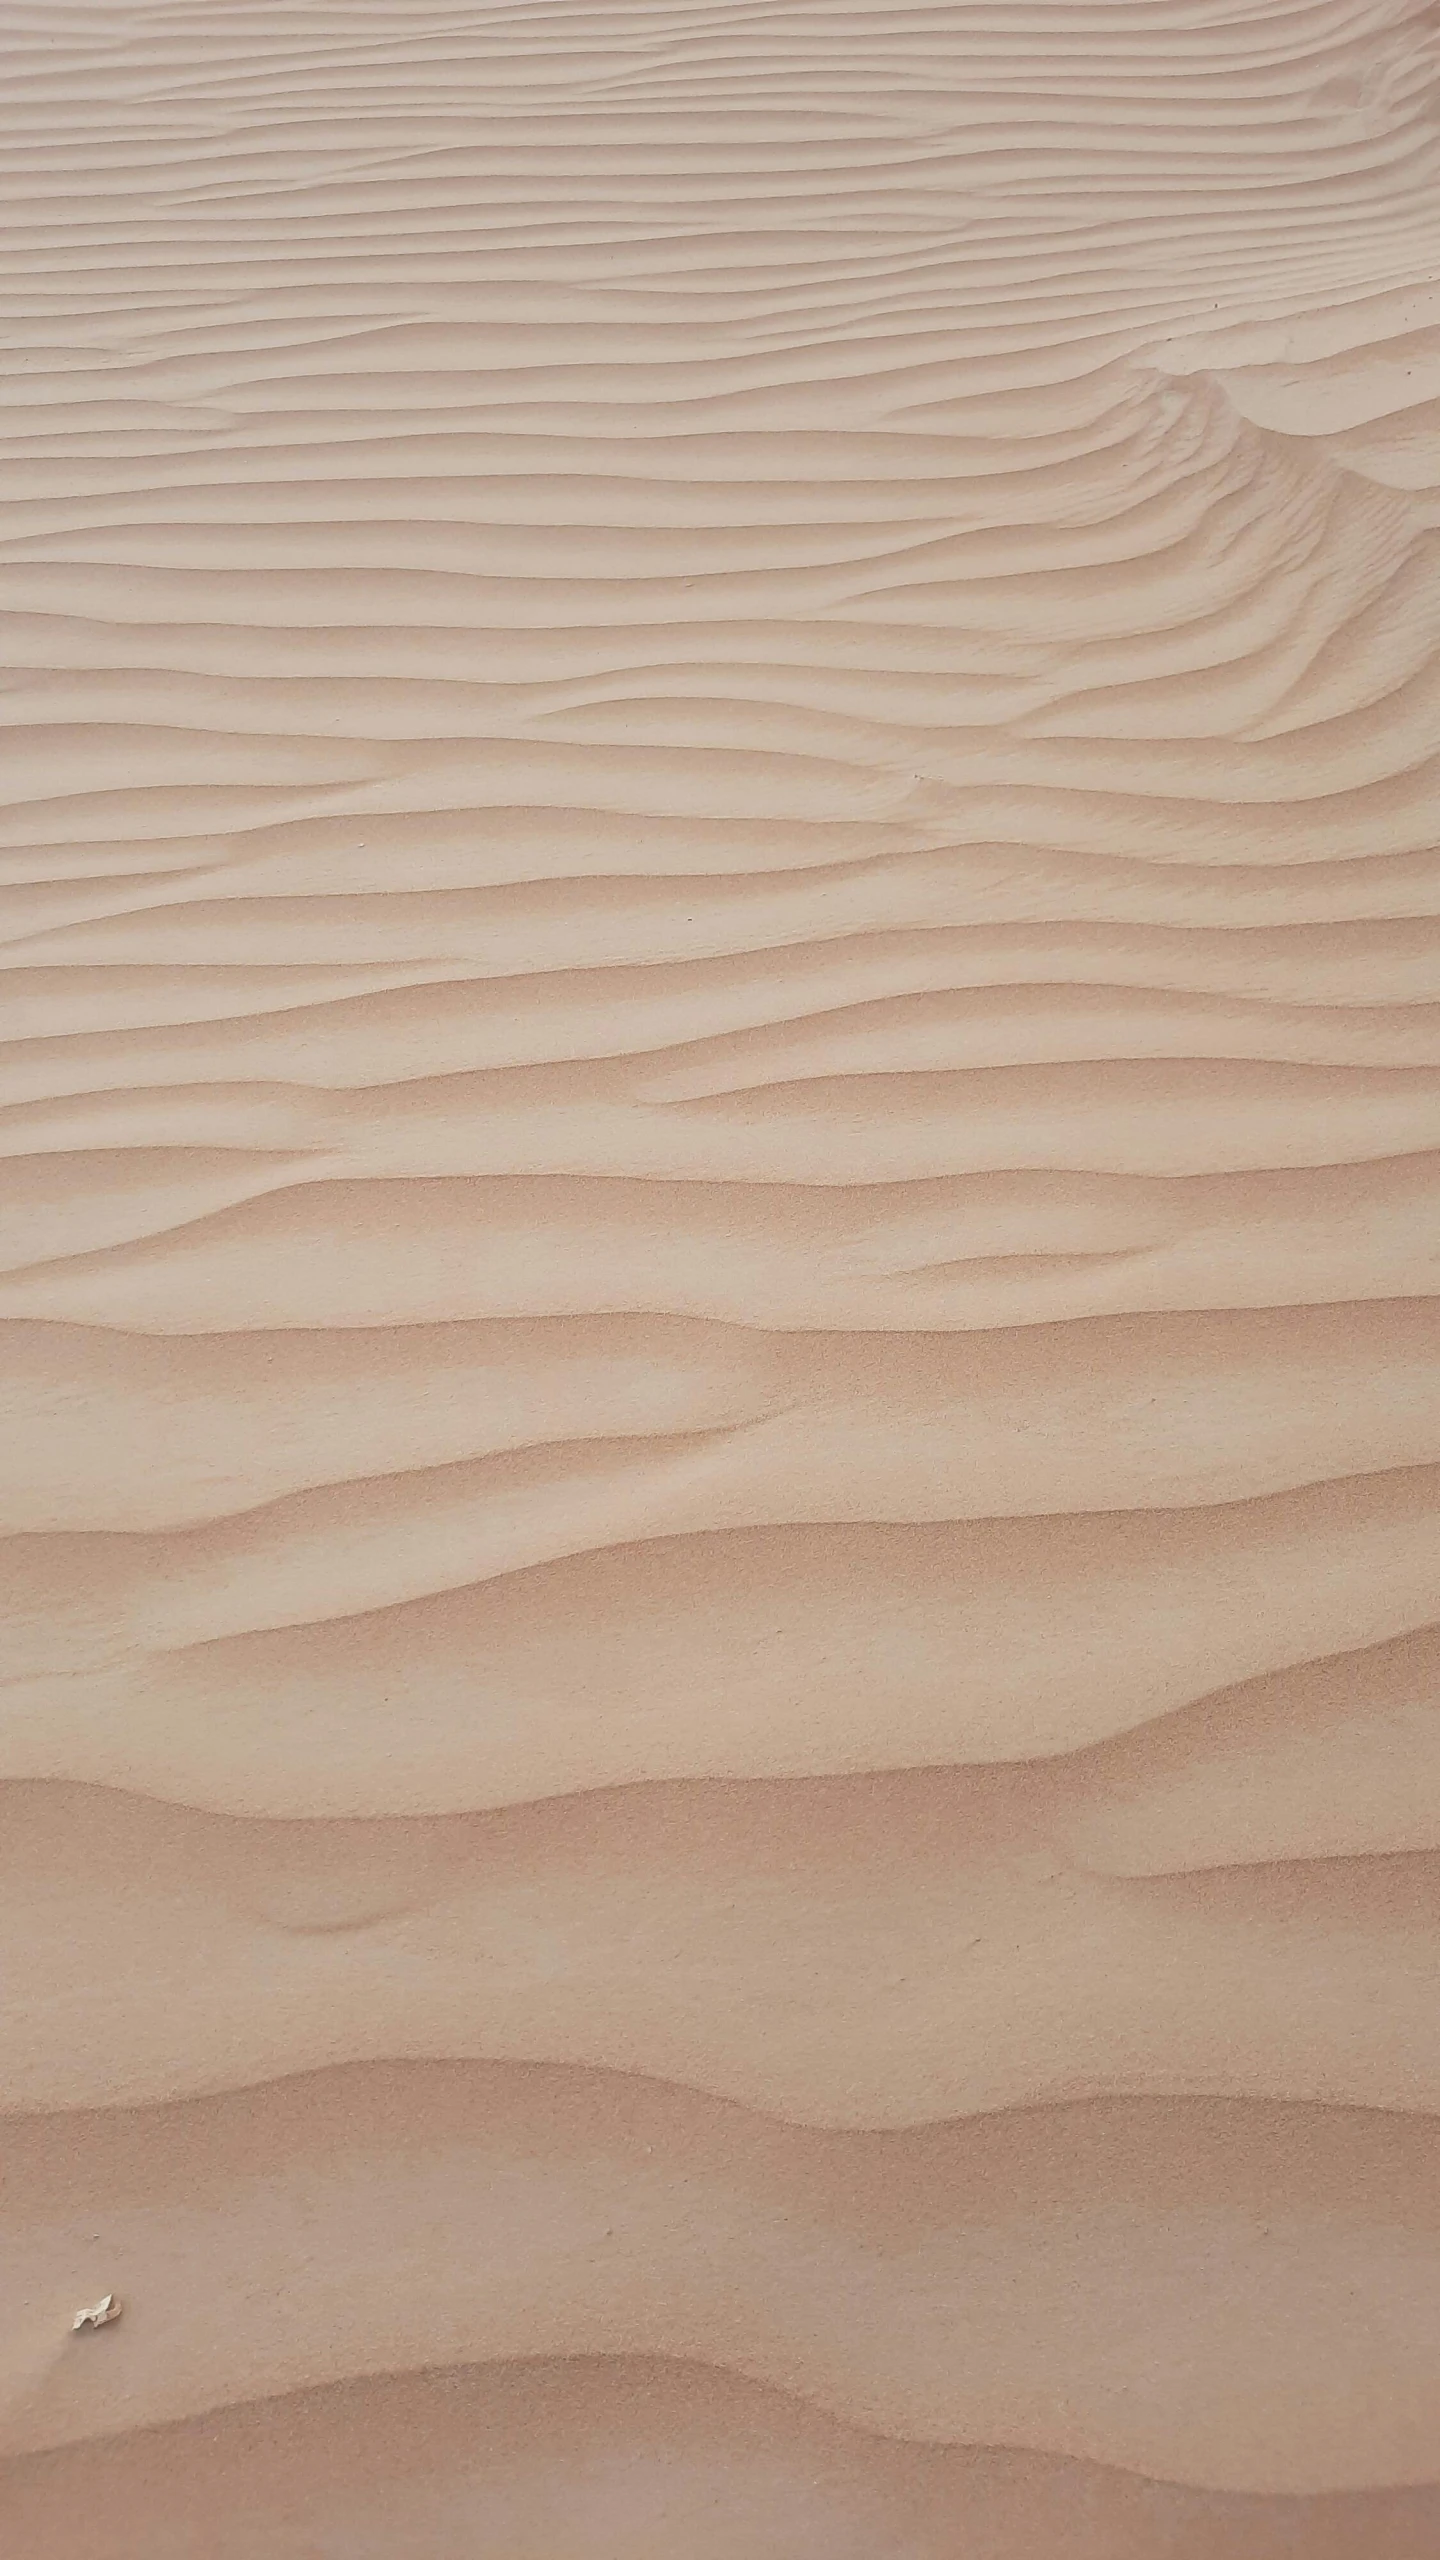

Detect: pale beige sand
[10,2363,1440,2560]
[4,0,1440,2547]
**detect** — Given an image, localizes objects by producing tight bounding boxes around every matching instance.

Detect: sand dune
[9,1299,1440,1533]
[10,1773,1440,2123]
[9,1472,1440,1811]
[7,2061,1440,2491]
[10,2363,1440,2560]
[4,0,1440,2542]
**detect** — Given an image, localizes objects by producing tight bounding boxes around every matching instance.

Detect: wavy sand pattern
[4,0,1440,2547]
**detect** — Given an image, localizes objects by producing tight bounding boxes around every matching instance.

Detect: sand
[3,0,1440,2547]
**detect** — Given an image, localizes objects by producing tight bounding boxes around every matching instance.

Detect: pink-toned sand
[4,0,1440,2548]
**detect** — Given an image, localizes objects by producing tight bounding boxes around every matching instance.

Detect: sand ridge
[3,0,1440,2547]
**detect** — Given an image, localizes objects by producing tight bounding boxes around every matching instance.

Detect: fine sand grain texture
[4,0,1440,2549]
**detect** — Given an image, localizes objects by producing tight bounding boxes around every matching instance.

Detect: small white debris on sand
[72,2295,122,2332]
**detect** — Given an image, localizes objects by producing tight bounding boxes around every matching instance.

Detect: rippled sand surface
[4,0,1440,2547]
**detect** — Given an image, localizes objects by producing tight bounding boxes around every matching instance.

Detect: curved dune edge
[7,1478,1439,1814]
[9,1770,1440,2122]
[4,1151,1440,1336]
[9,1302,1440,1540]
[7,2360,1440,2560]
[7,2061,1440,2492]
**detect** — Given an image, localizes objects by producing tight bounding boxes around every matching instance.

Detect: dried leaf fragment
[72,2294,122,2332]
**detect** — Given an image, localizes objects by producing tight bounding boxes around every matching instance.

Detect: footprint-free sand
[4,0,1440,2548]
